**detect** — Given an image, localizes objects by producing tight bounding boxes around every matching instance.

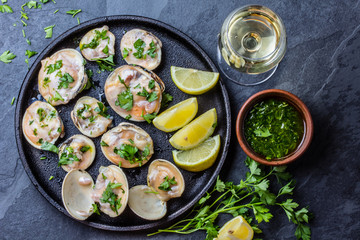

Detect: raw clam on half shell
[38,49,87,106]
[80,25,116,61]
[58,134,95,172]
[100,122,154,168]
[104,65,164,122]
[120,29,162,70]
[71,96,113,138]
[22,101,64,149]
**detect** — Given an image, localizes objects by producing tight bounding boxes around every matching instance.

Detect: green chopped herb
[37,108,46,121]
[125,114,132,120]
[102,173,107,180]
[52,0,56,3]
[49,176,54,180]
[100,182,123,214]
[76,103,91,120]
[53,9,58,13]
[94,55,115,72]
[100,141,109,147]
[137,87,158,102]
[52,91,64,102]
[11,97,15,105]
[144,190,159,194]
[46,60,62,74]
[148,79,155,89]
[66,9,81,18]
[133,39,146,59]
[25,58,29,68]
[212,122,217,129]
[33,128,37,136]
[77,17,80,25]
[21,20,27,26]
[158,176,177,191]
[102,45,109,55]
[21,1,39,10]
[80,146,91,153]
[25,50,38,58]
[44,25,55,39]
[22,29,26,38]
[115,89,133,111]
[26,38,31,45]
[1,0,7,4]
[58,146,80,166]
[57,127,61,133]
[0,4,13,13]
[118,76,128,89]
[80,29,108,50]
[41,141,59,153]
[58,73,74,89]
[134,83,141,89]
[20,11,28,20]
[147,41,157,58]
[29,120,34,125]
[0,50,16,64]
[114,143,149,166]
[40,0,49,3]
[141,112,157,123]
[43,77,50,87]
[92,203,100,215]
[94,102,110,118]
[122,48,131,59]
[161,92,173,109]
[13,23,16,26]
[40,156,47,160]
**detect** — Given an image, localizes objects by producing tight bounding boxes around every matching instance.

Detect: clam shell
[71,96,112,138]
[22,101,64,150]
[58,134,96,172]
[100,122,154,168]
[147,159,185,202]
[38,48,87,106]
[62,170,95,221]
[128,185,167,220]
[120,29,162,70]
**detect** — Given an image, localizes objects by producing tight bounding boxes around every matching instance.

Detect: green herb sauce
[244,98,304,160]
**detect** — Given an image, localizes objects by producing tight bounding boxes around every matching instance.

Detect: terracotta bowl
[236,89,313,166]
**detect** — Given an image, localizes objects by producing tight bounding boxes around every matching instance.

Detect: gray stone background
[1,0,359,239]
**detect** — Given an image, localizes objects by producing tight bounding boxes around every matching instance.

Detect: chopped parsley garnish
[40,156,47,160]
[80,146,91,152]
[80,29,108,50]
[26,38,31,45]
[37,108,46,121]
[58,73,74,89]
[33,128,37,136]
[53,9,58,14]
[137,87,158,102]
[21,1,40,10]
[102,173,107,180]
[58,146,80,166]
[66,9,81,18]
[77,17,80,25]
[94,102,110,119]
[133,38,146,59]
[49,110,56,118]
[0,50,16,64]
[158,176,177,191]
[100,141,109,147]
[41,141,59,153]
[57,127,61,133]
[102,45,109,54]
[125,114,132,120]
[83,69,95,90]
[44,25,55,39]
[76,103,91,120]
[144,190,159,194]
[95,55,115,72]
[20,11,28,20]
[46,60,62,74]
[115,90,133,111]
[49,176,54,180]
[161,92,173,109]
[43,77,50,87]
[100,182,123,214]
[122,47,131,59]
[22,29,26,38]
[29,120,34,125]
[25,50,38,58]
[0,4,13,13]
[118,76,128,89]
[11,97,15,105]
[92,203,100,215]
[148,79,155,89]
[134,83,141,89]
[141,112,157,123]
[21,20,27,26]
[52,91,64,102]
[113,144,150,166]
[147,41,157,58]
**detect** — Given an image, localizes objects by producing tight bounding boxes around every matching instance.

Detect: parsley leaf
[146,41,157,58]
[58,147,80,166]
[45,60,62,74]
[133,38,146,59]
[41,141,59,153]
[44,25,55,39]
[80,146,91,152]
[95,55,115,72]
[0,4,13,13]
[66,9,81,18]
[0,50,16,63]
[113,143,149,166]
[141,112,157,123]
[100,141,109,147]
[122,47,131,59]
[25,50,38,58]
[254,127,272,137]
[58,73,74,89]
[52,91,64,102]
[94,102,110,119]
[37,108,46,122]
[115,90,133,111]
[81,29,108,50]
[100,182,123,214]
[92,203,100,215]
[161,92,173,109]
[158,176,177,191]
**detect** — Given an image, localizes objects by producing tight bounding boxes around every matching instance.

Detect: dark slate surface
[1,0,359,239]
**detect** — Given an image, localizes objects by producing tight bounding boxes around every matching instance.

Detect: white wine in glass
[218,5,286,85]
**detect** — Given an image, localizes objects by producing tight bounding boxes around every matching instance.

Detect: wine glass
[217,5,287,86]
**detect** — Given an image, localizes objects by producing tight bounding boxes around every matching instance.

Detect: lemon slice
[169,108,217,150]
[170,66,219,95]
[215,216,254,240]
[173,135,220,172]
[153,97,198,132]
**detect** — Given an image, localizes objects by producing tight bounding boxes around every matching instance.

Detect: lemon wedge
[170,66,219,95]
[215,216,254,240]
[153,97,198,132]
[169,108,217,150]
[173,135,220,172]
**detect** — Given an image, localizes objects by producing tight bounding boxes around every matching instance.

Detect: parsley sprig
[114,144,150,166]
[158,176,177,191]
[100,182,123,214]
[149,157,312,240]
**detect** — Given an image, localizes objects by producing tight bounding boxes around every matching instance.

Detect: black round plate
[15,15,231,231]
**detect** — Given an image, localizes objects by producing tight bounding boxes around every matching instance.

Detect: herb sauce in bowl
[244,98,304,160]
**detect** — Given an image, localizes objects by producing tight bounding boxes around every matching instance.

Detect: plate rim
[15,15,231,231]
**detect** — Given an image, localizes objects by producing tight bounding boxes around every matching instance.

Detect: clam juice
[219,5,286,74]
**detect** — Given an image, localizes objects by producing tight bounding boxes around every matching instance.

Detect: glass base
[216,46,278,86]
